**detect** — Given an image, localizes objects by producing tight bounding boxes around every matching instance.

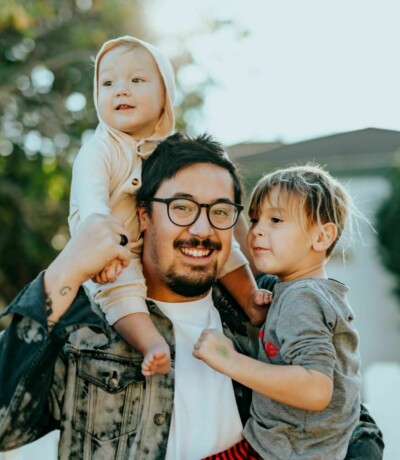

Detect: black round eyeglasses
[147,197,243,230]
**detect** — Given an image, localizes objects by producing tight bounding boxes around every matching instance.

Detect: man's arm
[0,214,131,450]
[45,213,132,327]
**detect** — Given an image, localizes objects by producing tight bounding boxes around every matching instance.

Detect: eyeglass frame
[146,197,244,230]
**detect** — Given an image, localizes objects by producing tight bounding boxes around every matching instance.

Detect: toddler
[69,36,268,377]
[194,164,362,459]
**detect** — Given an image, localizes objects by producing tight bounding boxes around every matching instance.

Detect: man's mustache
[174,238,222,251]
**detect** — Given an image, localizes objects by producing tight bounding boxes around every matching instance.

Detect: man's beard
[164,262,218,297]
[165,237,221,297]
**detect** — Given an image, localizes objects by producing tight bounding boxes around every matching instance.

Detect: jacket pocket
[73,353,145,442]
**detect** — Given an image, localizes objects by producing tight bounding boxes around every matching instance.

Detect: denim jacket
[0,273,384,459]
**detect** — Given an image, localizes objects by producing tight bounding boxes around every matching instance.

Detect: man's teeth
[180,247,211,257]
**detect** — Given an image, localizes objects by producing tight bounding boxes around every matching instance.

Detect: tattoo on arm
[60,286,72,296]
[44,286,72,331]
[45,291,53,317]
[47,319,57,332]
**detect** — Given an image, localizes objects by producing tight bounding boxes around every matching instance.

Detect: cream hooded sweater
[69,36,247,325]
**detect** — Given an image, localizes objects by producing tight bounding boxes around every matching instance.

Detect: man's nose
[188,208,214,238]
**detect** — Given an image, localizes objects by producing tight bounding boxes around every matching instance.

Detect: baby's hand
[92,259,123,284]
[193,329,235,374]
[246,288,273,326]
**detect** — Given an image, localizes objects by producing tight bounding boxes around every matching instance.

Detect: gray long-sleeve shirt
[245,278,361,460]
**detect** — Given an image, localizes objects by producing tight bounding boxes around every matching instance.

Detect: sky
[145,0,400,146]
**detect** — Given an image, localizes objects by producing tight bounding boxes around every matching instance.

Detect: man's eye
[213,208,229,217]
[171,202,194,213]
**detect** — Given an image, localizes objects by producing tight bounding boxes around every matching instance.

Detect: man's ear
[138,206,149,232]
[312,222,337,253]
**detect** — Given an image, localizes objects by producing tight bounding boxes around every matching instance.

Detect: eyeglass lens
[168,198,238,229]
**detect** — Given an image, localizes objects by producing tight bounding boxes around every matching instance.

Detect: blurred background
[0,0,399,458]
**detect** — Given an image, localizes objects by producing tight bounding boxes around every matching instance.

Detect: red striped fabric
[202,439,262,460]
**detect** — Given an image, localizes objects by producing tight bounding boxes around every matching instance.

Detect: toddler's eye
[249,218,258,225]
[132,77,144,83]
[271,217,282,224]
[102,80,112,87]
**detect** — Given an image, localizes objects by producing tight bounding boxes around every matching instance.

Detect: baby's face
[97,45,165,139]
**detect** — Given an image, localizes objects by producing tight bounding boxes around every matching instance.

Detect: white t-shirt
[152,291,243,459]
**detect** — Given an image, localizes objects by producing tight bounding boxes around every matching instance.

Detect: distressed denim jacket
[0,272,256,459]
[0,273,384,459]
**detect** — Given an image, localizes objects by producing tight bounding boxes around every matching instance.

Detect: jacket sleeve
[345,403,384,460]
[0,272,106,451]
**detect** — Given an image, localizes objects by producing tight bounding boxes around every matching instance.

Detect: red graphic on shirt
[259,329,279,358]
[265,342,279,358]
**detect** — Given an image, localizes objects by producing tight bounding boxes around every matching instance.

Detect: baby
[69,36,268,377]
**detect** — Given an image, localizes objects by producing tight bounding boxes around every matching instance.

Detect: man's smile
[174,238,221,260]
[179,247,212,258]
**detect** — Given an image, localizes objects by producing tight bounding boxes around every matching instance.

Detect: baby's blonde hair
[249,164,354,257]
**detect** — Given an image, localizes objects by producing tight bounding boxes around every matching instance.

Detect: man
[0,133,383,459]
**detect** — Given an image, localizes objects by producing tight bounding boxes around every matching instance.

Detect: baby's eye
[102,80,112,87]
[271,217,282,224]
[249,218,258,225]
[132,77,144,83]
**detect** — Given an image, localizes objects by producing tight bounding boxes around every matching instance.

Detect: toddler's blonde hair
[249,164,355,257]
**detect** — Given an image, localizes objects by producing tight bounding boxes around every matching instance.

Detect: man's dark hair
[137,132,243,210]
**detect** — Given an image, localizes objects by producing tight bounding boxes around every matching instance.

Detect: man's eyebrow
[170,193,193,199]
[168,193,235,203]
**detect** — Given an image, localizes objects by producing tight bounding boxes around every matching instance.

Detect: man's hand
[193,329,237,375]
[61,214,132,285]
[245,288,273,326]
[44,214,132,325]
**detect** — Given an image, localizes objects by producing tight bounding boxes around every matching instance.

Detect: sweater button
[153,413,166,425]
[131,178,139,186]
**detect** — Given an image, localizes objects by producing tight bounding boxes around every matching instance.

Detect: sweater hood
[93,35,175,157]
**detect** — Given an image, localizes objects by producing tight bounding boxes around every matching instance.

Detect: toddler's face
[97,45,165,139]
[247,189,317,281]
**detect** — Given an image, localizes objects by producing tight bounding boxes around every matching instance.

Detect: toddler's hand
[246,288,273,326]
[193,329,235,374]
[92,258,123,284]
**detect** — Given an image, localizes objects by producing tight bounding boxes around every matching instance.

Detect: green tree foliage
[375,168,400,305]
[0,0,212,316]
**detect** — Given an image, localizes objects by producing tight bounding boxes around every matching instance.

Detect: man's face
[139,163,236,302]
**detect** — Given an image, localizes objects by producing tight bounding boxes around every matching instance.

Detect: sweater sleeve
[89,251,149,325]
[69,139,112,235]
[275,286,337,378]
